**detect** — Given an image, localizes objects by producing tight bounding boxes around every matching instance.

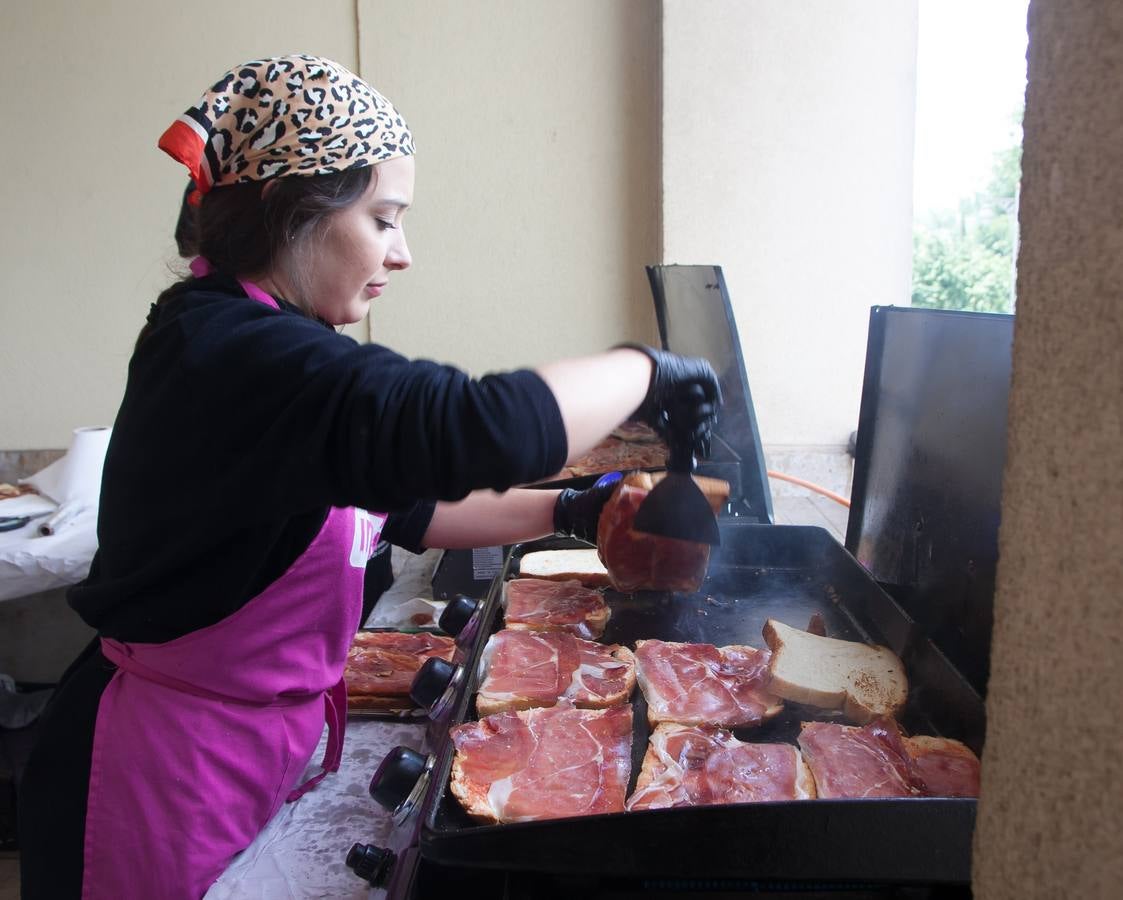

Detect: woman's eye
[375,218,397,231]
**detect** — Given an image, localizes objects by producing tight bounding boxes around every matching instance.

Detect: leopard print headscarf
[159,54,414,204]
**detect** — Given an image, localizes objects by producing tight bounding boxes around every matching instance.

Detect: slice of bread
[475,635,635,717]
[762,619,907,723]
[501,578,610,640]
[517,548,611,588]
[634,639,783,728]
[449,755,499,824]
[629,723,816,806]
[902,734,975,757]
[450,703,634,823]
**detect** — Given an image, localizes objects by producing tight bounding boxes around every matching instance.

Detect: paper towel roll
[25,426,112,506]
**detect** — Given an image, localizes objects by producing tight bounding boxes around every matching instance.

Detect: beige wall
[663,0,918,452]
[3,1,915,475]
[1,0,663,450]
[973,0,1123,895]
[0,0,361,449]
[355,0,661,374]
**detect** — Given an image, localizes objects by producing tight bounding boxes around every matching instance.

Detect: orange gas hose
[767,470,851,509]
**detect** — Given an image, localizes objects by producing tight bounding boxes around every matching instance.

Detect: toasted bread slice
[763,619,907,723]
[902,734,973,756]
[449,754,501,823]
[517,548,611,588]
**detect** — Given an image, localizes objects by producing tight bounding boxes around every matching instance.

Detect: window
[911,0,1029,314]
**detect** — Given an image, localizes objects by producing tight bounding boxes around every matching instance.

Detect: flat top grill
[412,523,985,885]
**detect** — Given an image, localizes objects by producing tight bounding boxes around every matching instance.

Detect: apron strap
[100,638,307,708]
[189,255,280,310]
[101,637,344,802]
[286,678,348,802]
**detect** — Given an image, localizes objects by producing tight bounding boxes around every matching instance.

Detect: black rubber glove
[553,472,623,544]
[615,343,722,450]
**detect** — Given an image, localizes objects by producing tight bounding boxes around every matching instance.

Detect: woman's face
[294,155,415,325]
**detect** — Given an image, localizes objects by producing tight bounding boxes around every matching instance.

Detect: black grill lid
[846,306,1013,695]
[646,264,773,523]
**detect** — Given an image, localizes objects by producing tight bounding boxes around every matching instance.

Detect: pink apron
[81,272,387,899]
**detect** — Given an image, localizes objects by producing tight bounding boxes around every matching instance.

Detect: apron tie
[101,637,346,801]
[286,678,348,802]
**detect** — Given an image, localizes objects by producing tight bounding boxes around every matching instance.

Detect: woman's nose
[386,230,411,271]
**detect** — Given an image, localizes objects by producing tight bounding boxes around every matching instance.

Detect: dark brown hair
[138,166,374,348]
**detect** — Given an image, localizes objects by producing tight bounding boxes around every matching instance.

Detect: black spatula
[632,386,721,546]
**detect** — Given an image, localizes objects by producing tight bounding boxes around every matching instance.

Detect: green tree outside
[911,113,1023,314]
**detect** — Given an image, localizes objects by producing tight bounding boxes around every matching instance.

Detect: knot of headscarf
[158,54,414,205]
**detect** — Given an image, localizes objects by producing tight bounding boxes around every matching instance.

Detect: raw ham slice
[903,735,981,797]
[596,472,727,593]
[634,639,783,728]
[626,723,815,811]
[797,719,929,798]
[344,631,456,709]
[503,577,610,640]
[449,701,633,823]
[476,630,635,716]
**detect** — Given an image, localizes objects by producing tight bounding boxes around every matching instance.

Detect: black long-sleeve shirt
[69,274,568,642]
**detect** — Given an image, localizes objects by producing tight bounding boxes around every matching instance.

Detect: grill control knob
[369,746,435,825]
[369,746,426,811]
[346,842,394,886]
[410,657,457,711]
[439,594,480,643]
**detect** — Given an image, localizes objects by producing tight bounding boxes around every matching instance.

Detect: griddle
[407,522,984,886]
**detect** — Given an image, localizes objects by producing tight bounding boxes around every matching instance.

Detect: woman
[18,55,719,899]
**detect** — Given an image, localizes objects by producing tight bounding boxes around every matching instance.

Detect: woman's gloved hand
[553,472,623,544]
[615,343,722,446]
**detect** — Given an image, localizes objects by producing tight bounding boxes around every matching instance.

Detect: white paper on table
[0,427,109,602]
[0,500,98,602]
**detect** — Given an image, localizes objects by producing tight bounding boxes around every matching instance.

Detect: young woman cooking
[18,55,720,900]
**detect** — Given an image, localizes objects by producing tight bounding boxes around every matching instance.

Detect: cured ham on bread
[797,719,980,798]
[634,639,783,728]
[503,577,610,640]
[476,629,635,716]
[626,723,816,811]
[449,700,633,823]
[763,618,908,723]
[797,719,924,799]
[902,734,982,798]
[596,472,730,593]
[344,631,456,711]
